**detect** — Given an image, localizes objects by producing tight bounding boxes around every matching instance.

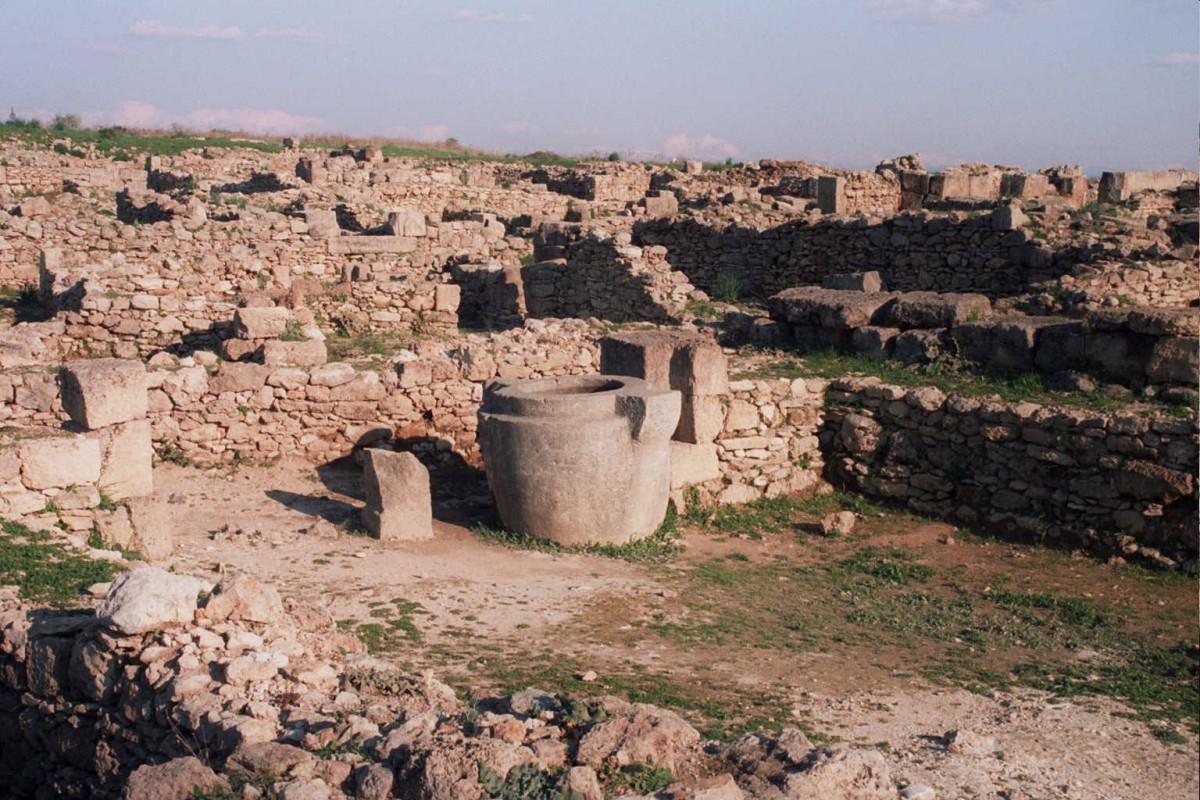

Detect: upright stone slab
[61,358,148,430]
[600,331,729,445]
[361,450,433,542]
[88,418,153,500]
[385,209,427,237]
[816,175,846,214]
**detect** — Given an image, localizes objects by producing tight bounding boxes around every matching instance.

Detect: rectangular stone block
[822,271,884,293]
[263,339,328,367]
[385,209,427,237]
[600,331,729,396]
[20,435,102,490]
[233,307,291,340]
[362,450,433,542]
[670,442,720,489]
[304,209,339,239]
[816,175,846,214]
[88,418,153,501]
[678,394,725,444]
[1146,336,1199,384]
[435,283,461,313]
[61,358,148,430]
[329,237,418,255]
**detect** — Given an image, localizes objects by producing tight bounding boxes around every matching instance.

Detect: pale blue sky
[1,1,1196,171]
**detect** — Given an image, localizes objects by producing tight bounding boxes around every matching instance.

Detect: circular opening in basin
[532,377,625,396]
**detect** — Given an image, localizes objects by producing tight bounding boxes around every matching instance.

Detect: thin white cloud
[1157,52,1200,67]
[79,101,328,135]
[130,20,245,40]
[452,10,534,24]
[129,21,321,44]
[663,133,740,161]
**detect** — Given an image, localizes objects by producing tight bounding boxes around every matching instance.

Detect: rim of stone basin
[483,374,661,415]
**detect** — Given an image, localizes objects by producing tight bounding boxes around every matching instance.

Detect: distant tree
[607,151,621,162]
[52,113,81,131]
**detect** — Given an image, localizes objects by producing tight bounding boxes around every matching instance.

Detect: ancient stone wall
[633,209,1183,300]
[1052,260,1199,309]
[822,378,1198,566]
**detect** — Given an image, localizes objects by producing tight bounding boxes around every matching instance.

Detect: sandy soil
[157,460,1199,800]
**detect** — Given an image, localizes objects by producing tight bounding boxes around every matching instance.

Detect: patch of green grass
[0,520,122,606]
[325,331,414,362]
[472,502,681,564]
[682,490,884,538]
[601,762,673,795]
[1013,644,1198,729]
[714,273,742,303]
[278,319,308,342]
[734,349,1193,416]
[1,120,282,158]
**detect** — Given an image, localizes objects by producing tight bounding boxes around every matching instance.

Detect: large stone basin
[477,374,681,546]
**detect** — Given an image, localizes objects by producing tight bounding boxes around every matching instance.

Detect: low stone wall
[822,378,1199,566]
[521,234,691,323]
[634,211,1069,299]
[1051,260,1199,309]
[704,377,826,505]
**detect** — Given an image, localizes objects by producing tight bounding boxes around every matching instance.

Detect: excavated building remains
[0,133,1197,796]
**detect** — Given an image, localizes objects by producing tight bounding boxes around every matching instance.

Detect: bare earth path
[157,461,1199,800]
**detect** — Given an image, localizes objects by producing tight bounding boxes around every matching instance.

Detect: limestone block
[209,363,271,394]
[679,394,726,443]
[1146,336,1198,384]
[19,436,102,490]
[125,758,228,800]
[435,283,461,313]
[767,287,897,330]
[205,574,283,624]
[992,203,1027,231]
[126,496,175,560]
[61,358,148,429]
[233,307,291,340]
[263,339,328,367]
[220,338,261,362]
[816,175,846,214]
[822,271,884,293]
[851,326,900,360]
[723,399,759,432]
[305,209,339,239]
[329,236,418,255]
[951,317,1071,374]
[670,442,720,488]
[361,450,433,542]
[644,191,679,217]
[88,418,153,500]
[600,331,729,396]
[385,209,427,237]
[878,292,992,330]
[97,567,204,634]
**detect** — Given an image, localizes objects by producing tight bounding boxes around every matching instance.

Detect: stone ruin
[0,130,1196,796]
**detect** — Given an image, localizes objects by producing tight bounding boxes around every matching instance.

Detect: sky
[0,1,1196,172]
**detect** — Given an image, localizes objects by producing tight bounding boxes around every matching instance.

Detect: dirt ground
[158,460,1200,800]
